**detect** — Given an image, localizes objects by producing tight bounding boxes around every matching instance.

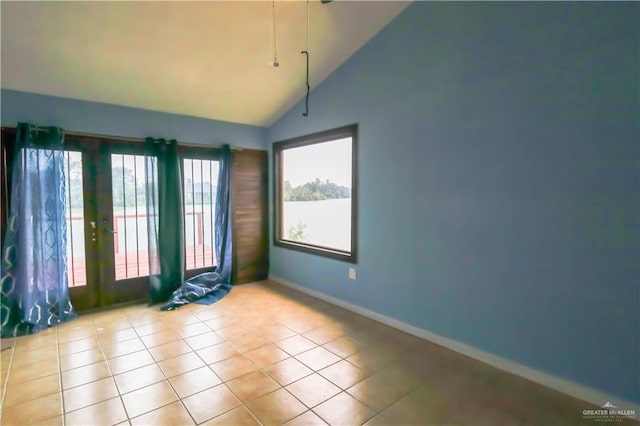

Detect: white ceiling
[1,1,410,127]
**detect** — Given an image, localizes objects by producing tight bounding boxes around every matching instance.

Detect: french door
[64,138,221,311]
[0,127,224,312]
[66,139,156,310]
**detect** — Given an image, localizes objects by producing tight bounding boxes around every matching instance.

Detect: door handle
[103,219,117,234]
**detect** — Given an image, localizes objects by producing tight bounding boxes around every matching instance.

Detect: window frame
[273,124,358,263]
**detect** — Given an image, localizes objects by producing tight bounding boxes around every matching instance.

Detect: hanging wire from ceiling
[270,0,279,67]
[301,0,310,116]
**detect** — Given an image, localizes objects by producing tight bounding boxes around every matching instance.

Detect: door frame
[66,135,153,310]
[95,139,154,307]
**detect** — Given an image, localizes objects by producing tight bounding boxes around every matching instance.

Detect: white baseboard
[269,274,639,413]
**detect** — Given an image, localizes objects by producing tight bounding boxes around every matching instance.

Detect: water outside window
[281,138,352,252]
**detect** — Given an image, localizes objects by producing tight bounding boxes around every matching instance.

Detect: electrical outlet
[348,267,356,280]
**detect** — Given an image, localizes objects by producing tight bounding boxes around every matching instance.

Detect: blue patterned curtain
[161,144,233,310]
[1,123,77,337]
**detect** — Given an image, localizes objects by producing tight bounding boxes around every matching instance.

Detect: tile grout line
[0,341,16,417]
[127,308,371,422]
[93,314,130,424]
[56,314,117,425]
[118,309,174,423]
[228,320,358,424]
[126,308,235,425]
[56,327,66,426]
[9,283,565,426]
[187,310,263,425]
[275,301,403,418]
[136,314,200,425]
[167,309,322,424]
[275,325,403,421]
[60,310,142,423]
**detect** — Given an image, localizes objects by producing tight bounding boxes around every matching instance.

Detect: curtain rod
[0,126,244,150]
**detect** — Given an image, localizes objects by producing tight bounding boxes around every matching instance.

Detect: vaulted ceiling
[1,1,410,127]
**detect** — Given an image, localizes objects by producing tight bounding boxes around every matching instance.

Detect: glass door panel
[65,144,100,311]
[64,151,87,288]
[183,158,218,272]
[96,149,157,306]
[110,154,156,280]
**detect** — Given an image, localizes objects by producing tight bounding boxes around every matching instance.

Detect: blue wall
[268,2,639,403]
[1,89,266,149]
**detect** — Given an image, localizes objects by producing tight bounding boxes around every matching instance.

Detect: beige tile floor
[0,280,626,425]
